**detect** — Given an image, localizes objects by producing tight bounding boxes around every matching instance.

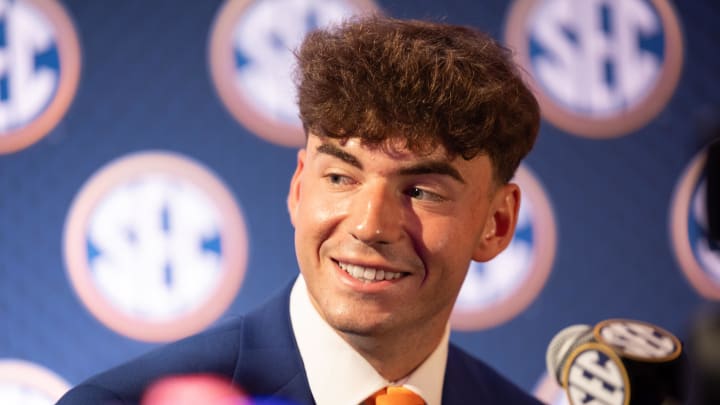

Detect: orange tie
[364,386,425,405]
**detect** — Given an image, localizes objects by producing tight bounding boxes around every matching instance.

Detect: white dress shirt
[289,275,449,405]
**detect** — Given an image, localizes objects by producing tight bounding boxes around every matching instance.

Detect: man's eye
[326,173,352,185]
[407,187,441,201]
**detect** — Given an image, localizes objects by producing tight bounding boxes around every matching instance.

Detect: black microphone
[546,319,686,405]
[686,306,720,405]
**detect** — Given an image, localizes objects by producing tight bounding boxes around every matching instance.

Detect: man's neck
[290,277,450,405]
[337,317,448,382]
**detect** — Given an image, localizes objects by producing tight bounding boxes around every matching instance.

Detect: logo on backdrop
[670,150,720,300]
[0,0,80,154]
[505,0,683,138]
[208,0,377,147]
[63,152,248,342]
[451,164,556,330]
[0,359,70,404]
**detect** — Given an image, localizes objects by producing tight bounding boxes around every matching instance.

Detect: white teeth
[363,268,376,280]
[337,262,403,282]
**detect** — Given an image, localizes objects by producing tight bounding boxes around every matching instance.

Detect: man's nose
[349,185,402,245]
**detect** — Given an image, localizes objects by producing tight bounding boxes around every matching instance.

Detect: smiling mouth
[336,261,406,283]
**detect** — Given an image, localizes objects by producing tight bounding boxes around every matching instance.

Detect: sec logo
[451,164,556,330]
[505,0,683,138]
[563,343,630,405]
[595,319,682,361]
[670,150,720,300]
[0,359,70,404]
[208,0,377,147]
[63,152,248,342]
[0,0,80,154]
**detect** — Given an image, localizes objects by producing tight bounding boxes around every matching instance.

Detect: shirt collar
[289,275,449,405]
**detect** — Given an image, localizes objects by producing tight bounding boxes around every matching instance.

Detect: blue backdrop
[1,0,718,403]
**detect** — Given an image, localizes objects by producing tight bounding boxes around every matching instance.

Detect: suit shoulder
[445,343,543,405]
[56,316,247,405]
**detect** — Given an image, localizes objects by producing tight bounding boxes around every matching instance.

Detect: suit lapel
[232,283,315,404]
[441,344,490,404]
[441,345,465,404]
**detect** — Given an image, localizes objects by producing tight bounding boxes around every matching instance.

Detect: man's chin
[326,314,395,338]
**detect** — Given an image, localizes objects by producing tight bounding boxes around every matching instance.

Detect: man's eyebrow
[315,142,464,183]
[398,162,465,184]
[316,143,363,169]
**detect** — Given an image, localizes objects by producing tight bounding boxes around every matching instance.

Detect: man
[57,16,542,405]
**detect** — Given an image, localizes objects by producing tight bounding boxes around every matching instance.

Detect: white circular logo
[63,152,248,342]
[0,0,80,154]
[505,0,683,138]
[670,149,720,300]
[0,359,70,405]
[208,0,377,147]
[563,344,629,405]
[594,319,681,361]
[451,164,556,330]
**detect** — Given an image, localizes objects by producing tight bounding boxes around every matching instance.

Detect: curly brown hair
[294,15,540,183]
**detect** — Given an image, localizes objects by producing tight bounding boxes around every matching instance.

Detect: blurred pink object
[141,374,249,405]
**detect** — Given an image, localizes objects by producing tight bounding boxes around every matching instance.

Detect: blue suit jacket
[56,285,542,404]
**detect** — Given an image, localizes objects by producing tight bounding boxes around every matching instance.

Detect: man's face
[287,134,518,339]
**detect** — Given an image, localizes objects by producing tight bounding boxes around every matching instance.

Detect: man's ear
[287,149,306,227]
[472,183,520,262]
